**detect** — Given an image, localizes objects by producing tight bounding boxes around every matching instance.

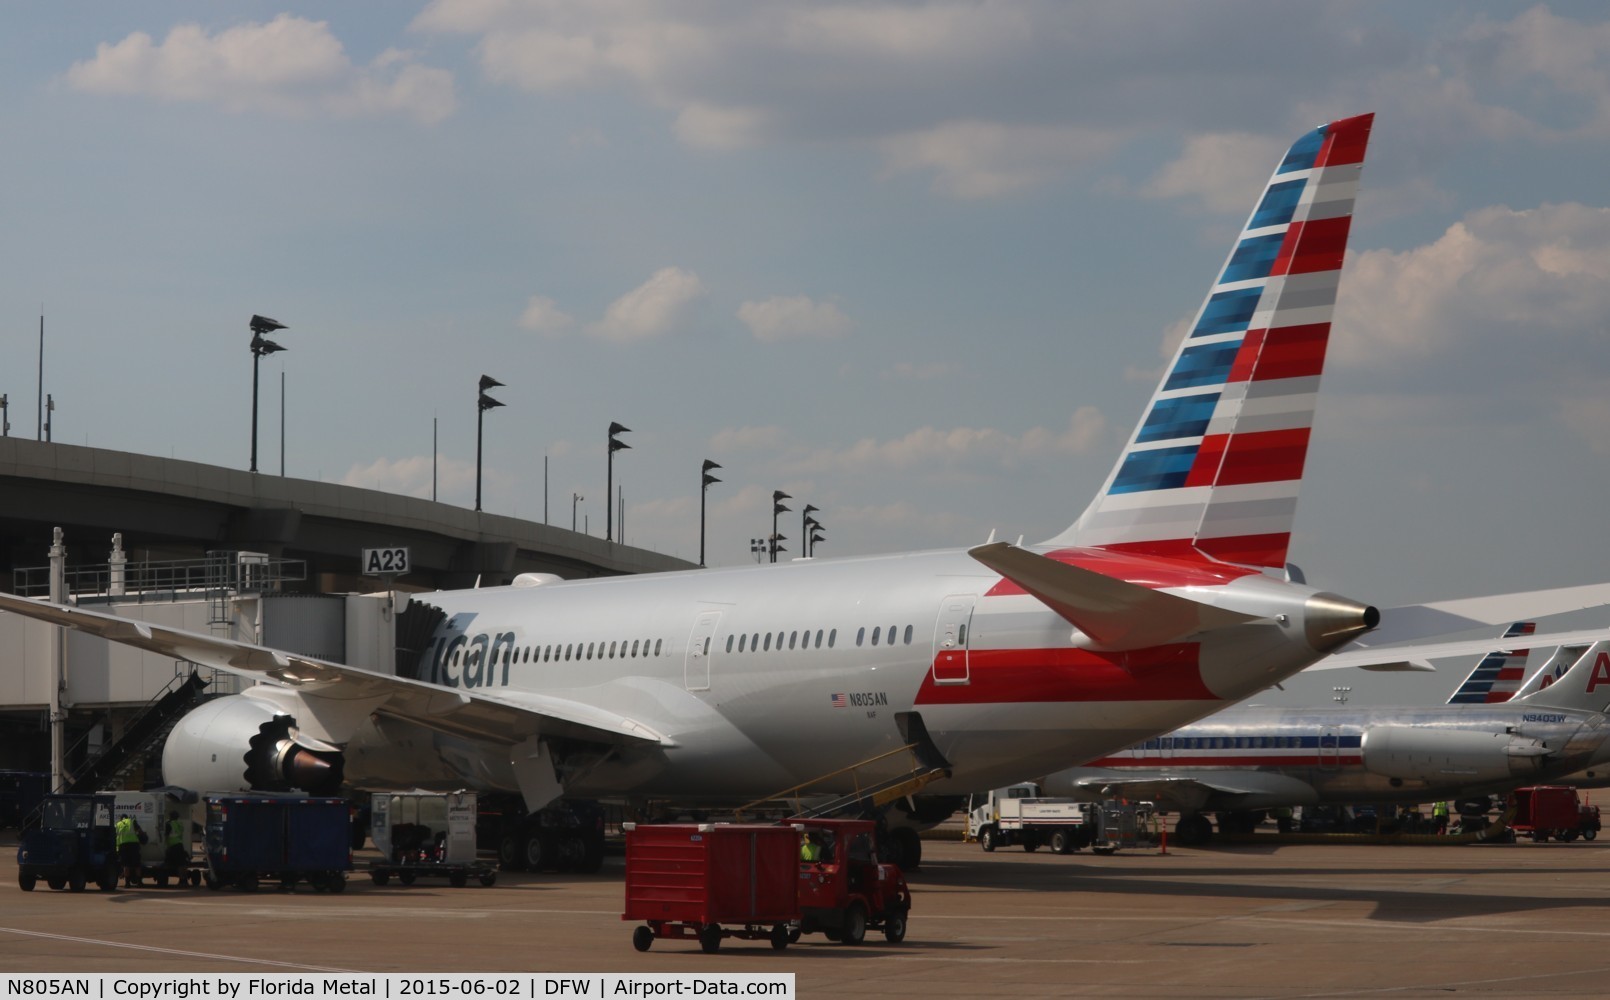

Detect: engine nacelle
[162,695,345,795]
[1361,725,1547,784]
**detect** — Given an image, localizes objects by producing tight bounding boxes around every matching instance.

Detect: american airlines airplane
[1,112,1419,869]
[1044,628,1610,842]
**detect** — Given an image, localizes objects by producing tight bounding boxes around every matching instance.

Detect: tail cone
[1304,593,1380,652]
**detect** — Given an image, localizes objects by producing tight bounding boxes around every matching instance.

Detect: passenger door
[684,611,722,692]
[932,595,975,685]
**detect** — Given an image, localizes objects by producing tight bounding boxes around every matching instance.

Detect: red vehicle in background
[623,818,910,953]
[1506,782,1584,837]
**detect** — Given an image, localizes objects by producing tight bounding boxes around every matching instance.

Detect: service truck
[969,783,1151,855]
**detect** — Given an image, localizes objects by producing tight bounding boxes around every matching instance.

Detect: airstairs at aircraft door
[65,670,209,794]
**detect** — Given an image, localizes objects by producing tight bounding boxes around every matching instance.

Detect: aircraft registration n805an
[0,114,1381,841]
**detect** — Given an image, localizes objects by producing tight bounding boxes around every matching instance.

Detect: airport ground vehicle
[623,818,910,953]
[1509,786,1595,842]
[202,793,351,892]
[968,783,1147,855]
[16,793,118,892]
[368,791,495,887]
[112,789,203,887]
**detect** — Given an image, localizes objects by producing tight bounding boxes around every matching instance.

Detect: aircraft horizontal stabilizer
[1318,626,1610,673]
[0,590,669,749]
[966,542,1260,650]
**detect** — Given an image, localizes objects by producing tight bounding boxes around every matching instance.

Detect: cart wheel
[840,904,867,946]
[190,871,202,887]
[156,873,169,887]
[450,871,468,888]
[18,871,36,892]
[498,834,525,871]
[769,924,790,951]
[101,864,119,891]
[478,872,497,887]
[326,873,346,894]
[883,913,907,944]
[372,871,388,886]
[47,876,66,891]
[698,925,722,954]
[1587,829,1599,841]
[68,870,87,893]
[632,926,654,952]
[399,870,417,886]
[788,928,801,944]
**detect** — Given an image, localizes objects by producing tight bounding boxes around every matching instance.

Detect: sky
[4,2,1610,707]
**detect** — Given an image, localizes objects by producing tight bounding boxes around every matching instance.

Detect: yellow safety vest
[115,816,139,848]
[166,819,185,847]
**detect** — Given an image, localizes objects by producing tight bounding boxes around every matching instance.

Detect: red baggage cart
[1510,786,1585,841]
[623,823,799,953]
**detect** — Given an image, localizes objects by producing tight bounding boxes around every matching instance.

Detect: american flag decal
[831,693,847,708]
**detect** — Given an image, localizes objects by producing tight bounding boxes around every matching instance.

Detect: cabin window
[604,641,613,659]
[856,627,865,647]
[776,631,785,649]
[544,646,552,662]
[703,637,711,655]
[789,631,798,650]
[724,636,732,653]
[655,639,663,656]
[739,634,747,652]
[752,633,760,651]
[814,629,824,648]
[904,625,914,645]
[632,639,640,657]
[871,626,881,646]
[887,624,896,643]
[957,623,968,647]
[763,633,772,651]
[829,628,837,648]
[586,642,595,660]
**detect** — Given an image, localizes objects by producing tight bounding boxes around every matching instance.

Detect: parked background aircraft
[1044,626,1610,842]
[0,112,1496,872]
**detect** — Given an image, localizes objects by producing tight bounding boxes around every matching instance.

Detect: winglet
[967,542,1259,650]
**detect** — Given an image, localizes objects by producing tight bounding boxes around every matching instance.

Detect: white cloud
[709,425,788,453]
[589,267,706,342]
[878,120,1127,198]
[737,295,852,342]
[518,295,574,334]
[884,361,960,381]
[1139,132,1286,214]
[786,408,1107,477]
[1334,202,1610,370]
[67,15,456,123]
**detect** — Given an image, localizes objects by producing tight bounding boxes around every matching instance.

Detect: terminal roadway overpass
[0,438,694,593]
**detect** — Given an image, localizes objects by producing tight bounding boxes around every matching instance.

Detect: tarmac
[5,834,1610,998]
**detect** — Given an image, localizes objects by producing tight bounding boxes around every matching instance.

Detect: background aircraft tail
[1515,640,1610,712]
[1051,113,1374,568]
[1446,622,1534,704]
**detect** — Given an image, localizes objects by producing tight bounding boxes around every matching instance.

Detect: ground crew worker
[115,814,144,887]
[164,811,187,870]
[1433,800,1450,835]
[800,832,821,862]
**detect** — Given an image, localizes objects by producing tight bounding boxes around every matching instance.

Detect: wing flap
[968,542,1259,650]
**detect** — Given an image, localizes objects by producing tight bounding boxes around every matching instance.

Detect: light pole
[805,514,823,557]
[573,493,584,533]
[248,314,287,473]
[476,374,505,512]
[801,505,818,558]
[771,491,790,563]
[1,393,10,436]
[700,460,722,567]
[607,422,630,542]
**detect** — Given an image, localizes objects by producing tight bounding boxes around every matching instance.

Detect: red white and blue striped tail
[1446,622,1535,705]
[1052,114,1374,568]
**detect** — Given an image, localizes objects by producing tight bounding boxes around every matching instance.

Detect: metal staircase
[735,711,952,820]
[64,670,210,793]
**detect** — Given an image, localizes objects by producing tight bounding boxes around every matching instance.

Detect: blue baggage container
[203,793,351,892]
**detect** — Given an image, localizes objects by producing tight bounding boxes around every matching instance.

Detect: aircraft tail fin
[1515,641,1610,712]
[1513,642,1598,704]
[1446,622,1535,705]
[1051,113,1374,568]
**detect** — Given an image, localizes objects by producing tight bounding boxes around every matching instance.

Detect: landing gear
[1175,814,1213,845]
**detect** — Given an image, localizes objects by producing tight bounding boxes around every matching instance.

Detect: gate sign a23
[362,547,409,576]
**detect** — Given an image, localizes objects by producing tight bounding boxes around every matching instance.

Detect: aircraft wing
[1361,583,1610,646]
[0,591,669,748]
[1314,626,1610,673]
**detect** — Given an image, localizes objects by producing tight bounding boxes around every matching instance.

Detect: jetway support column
[48,527,67,793]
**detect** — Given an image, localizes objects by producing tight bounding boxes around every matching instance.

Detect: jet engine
[162,695,345,795]
[1361,725,1548,784]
